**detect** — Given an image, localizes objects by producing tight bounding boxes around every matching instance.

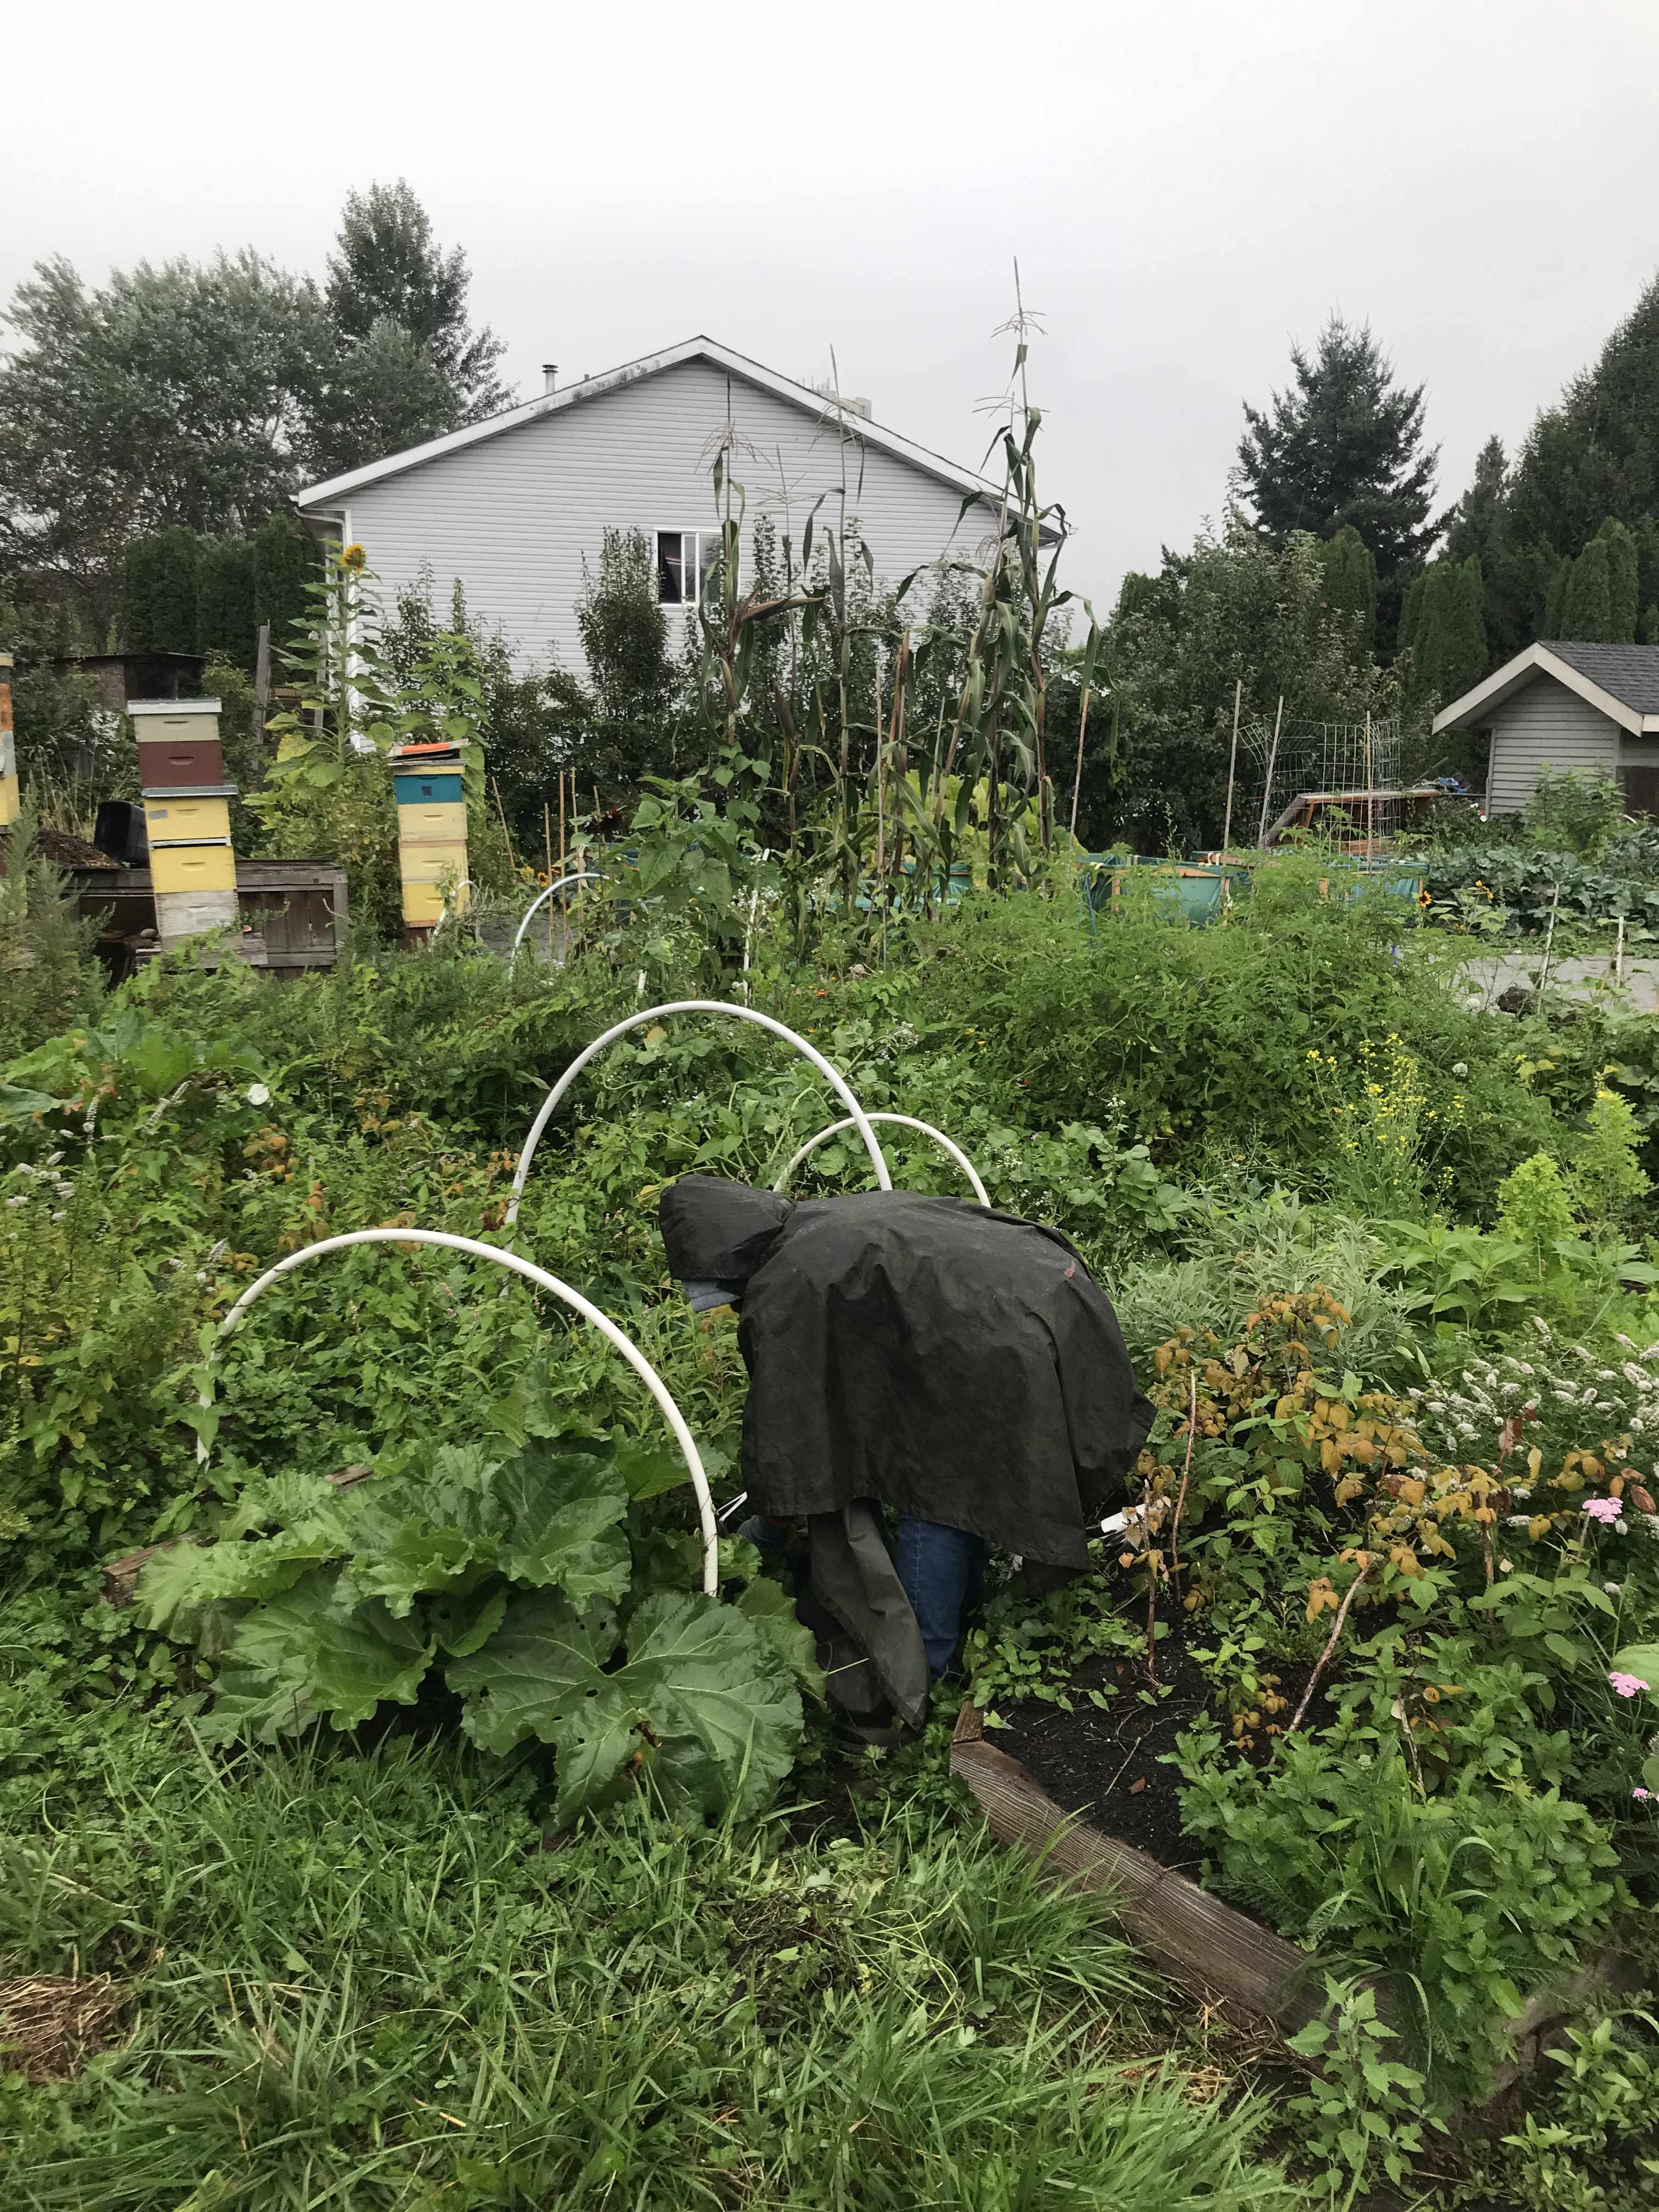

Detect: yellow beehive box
[151,840,236,895]
[397,799,468,844]
[128,698,223,750]
[399,840,470,885]
[401,877,469,927]
[144,794,233,844]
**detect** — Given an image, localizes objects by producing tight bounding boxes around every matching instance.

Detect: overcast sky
[7,0,1659,609]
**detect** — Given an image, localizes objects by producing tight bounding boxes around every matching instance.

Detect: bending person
[659,1175,1153,1737]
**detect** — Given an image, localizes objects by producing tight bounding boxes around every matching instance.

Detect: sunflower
[340,543,368,571]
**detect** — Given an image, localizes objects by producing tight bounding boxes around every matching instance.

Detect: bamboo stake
[1220,679,1242,856]
[557,774,568,941]
[544,802,555,961]
[1255,695,1285,848]
[1068,685,1092,851]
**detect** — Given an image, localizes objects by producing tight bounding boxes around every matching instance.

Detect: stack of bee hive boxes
[390,742,469,932]
[130,698,240,948]
[0,654,15,828]
[0,650,16,832]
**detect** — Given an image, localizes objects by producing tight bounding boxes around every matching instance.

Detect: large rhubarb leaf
[734,1573,824,1695]
[136,1521,348,1641]
[337,1445,505,1614]
[445,1590,619,1757]
[199,1567,433,1745]
[603,1591,804,1823]
[490,1440,629,1605]
[449,1587,804,1824]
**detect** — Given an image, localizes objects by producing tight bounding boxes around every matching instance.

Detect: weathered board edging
[950,1699,1634,2090]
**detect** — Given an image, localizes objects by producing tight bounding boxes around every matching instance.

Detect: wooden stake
[492,774,517,872]
[252,623,271,760]
[1255,695,1284,848]
[1220,679,1241,856]
[557,774,568,939]
[1068,686,1092,850]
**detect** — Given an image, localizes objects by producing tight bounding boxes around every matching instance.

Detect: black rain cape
[659,1177,1154,1570]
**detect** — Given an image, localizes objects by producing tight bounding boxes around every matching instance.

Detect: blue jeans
[894,1517,987,1675]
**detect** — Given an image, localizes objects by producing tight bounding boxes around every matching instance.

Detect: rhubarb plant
[137,1435,819,1824]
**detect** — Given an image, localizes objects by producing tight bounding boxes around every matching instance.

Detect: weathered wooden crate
[950,1700,1634,2095]
[71,857,348,978]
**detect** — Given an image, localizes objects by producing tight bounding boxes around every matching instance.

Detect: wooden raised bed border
[950,1699,1635,2094]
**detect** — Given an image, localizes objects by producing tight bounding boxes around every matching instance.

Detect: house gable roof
[295,336,1006,516]
[1432,641,1659,737]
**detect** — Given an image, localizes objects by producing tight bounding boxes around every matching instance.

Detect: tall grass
[2,1720,1297,2209]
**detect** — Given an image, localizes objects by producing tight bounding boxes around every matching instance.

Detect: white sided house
[1435,641,1659,817]
[294,337,1008,675]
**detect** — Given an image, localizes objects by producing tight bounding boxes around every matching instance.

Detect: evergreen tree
[1599,516,1640,640]
[1444,435,1507,571]
[1563,535,1613,640]
[1317,524,1378,654]
[1412,557,1487,703]
[1396,567,1427,661]
[123,526,204,653]
[1235,314,1438,640]
[253,513,314,646]
[1542,557,1570,636]
[313,182,511,477]
[1485,273,1659,653]
[195,538,257,667]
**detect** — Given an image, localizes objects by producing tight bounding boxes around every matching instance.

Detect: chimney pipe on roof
[541,363,557,394]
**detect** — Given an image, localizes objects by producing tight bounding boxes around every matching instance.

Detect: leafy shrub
[1178,1734,1621,2101]
[137,1431,820,1824]
[1526,766,1628,861]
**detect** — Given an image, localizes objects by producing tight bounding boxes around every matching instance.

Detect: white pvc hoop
[511,872,603,956]
[505,1001,891,1232]
[205,1228,719,1595]
[775,1112,990,1207]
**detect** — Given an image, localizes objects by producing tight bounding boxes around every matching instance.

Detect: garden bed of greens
[7,842,1659,2208]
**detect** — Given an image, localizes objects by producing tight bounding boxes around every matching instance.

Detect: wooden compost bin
[950,1699,1633,2097]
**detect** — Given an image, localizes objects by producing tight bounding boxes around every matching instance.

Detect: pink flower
[1583,1498,1622,1526]
[1634,1788,1653,1803]
[1609,1671,1651,1699]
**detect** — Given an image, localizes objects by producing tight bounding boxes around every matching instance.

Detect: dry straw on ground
[0,1974,130,2081]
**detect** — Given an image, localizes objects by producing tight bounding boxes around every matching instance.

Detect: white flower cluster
[1408,1314,1659,1478]
[4,1158,76,1220]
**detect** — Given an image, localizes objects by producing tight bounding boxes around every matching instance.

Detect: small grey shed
[1434,641,1659,816]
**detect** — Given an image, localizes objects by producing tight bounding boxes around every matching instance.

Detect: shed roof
[295,336,1007,517]
[1542,642,1659,715]
[1432,641,1659,737]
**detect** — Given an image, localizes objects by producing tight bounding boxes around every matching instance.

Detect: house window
[656,529,723,607]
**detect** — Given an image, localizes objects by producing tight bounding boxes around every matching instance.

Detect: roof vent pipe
[541,363,557,394]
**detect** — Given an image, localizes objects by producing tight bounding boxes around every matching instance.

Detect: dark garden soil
[994,1611,1335,1871]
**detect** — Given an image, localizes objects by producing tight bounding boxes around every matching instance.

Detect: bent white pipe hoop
[208,1228,719,1595]
[505,1001,891,1232]
[775,1113,990,1207]
[511,872,604,956]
